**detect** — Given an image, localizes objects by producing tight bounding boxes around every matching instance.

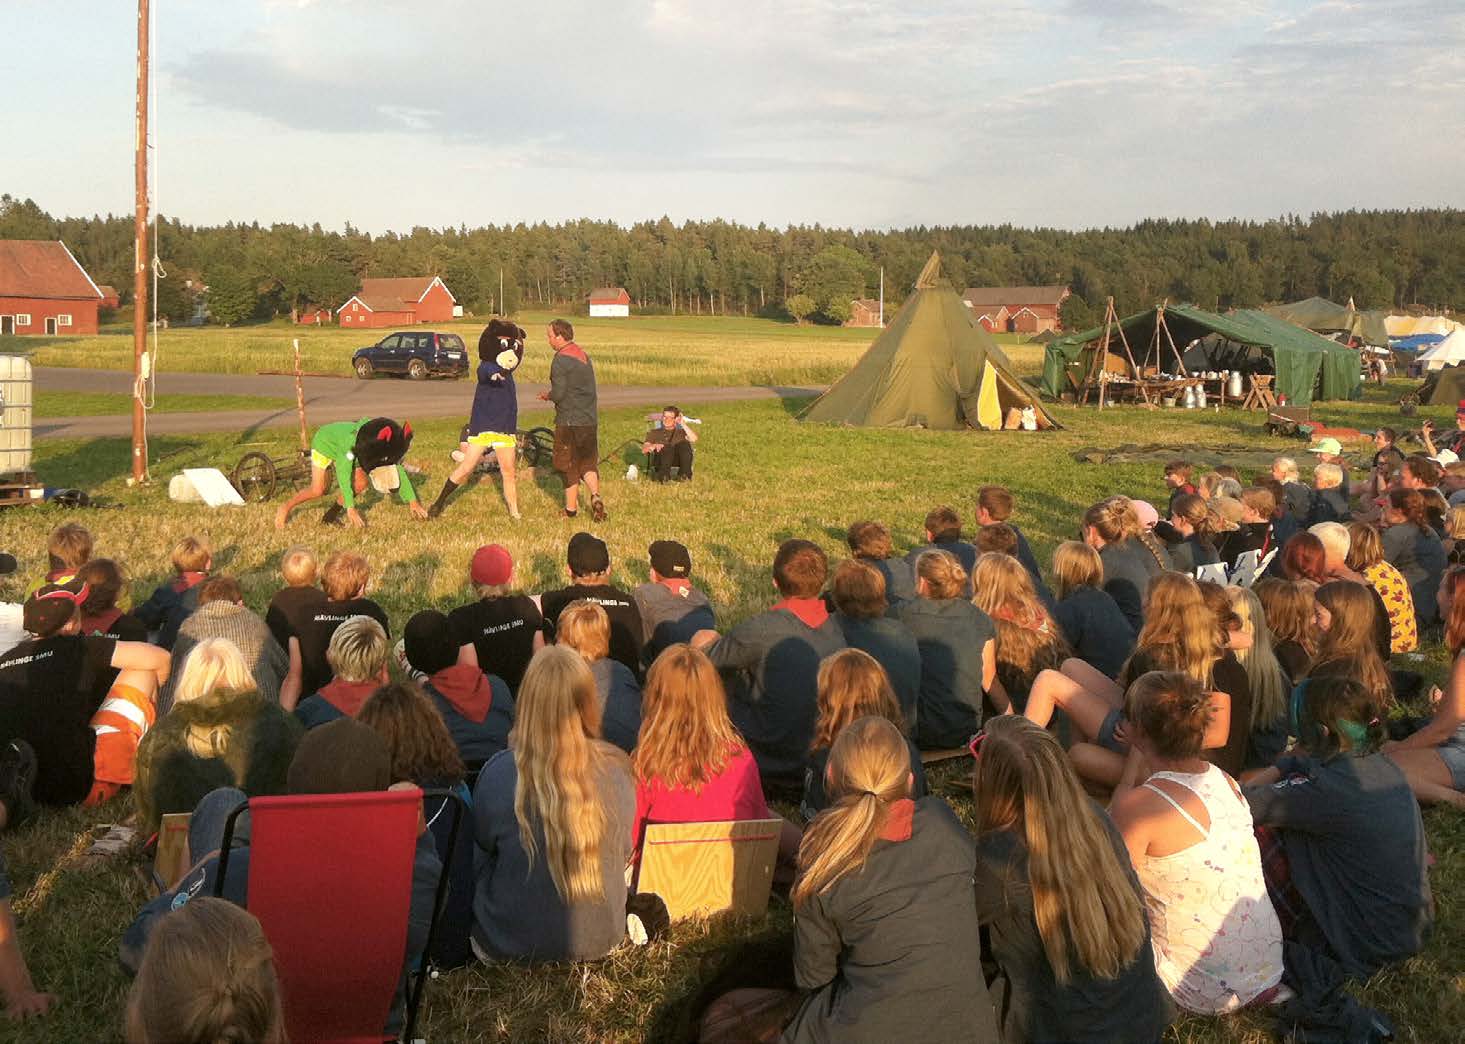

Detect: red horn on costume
[377,426,392,441]
[402,422,412,438]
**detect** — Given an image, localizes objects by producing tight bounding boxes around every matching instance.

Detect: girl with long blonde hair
[784,716,999,1043]
[802,649,925,819]
[471,645,635,962]
[629,645,770,856]
[1081,496,1171,631]
[1309,581,1394,711]
[972,554,1070,712]
[1225,587,1290,778]
[973,716,1169,1043]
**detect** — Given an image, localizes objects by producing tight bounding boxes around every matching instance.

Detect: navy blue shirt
[1052,586,1135,680]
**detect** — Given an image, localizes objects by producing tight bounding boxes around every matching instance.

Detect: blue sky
[5,0,1463,233]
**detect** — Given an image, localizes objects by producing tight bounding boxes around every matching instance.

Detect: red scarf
[316,678,379,718]
[772,597,828,629]
[659,578,693,596]
[173,571,208,593]
[556,342,589,364]
[429,664,495,724]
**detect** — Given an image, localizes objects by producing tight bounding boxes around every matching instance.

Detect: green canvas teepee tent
[799,253,1057,431]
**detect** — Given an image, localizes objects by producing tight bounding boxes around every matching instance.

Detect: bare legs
[1386,749,1465,808]
[275,466,366,528]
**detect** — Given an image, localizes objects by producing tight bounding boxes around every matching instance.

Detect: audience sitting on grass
[1220,487,1276,567]
[1225,586,1291,775]
[133,637,303,831]
[1307,463,1349,526]
[263,546,326,665]
[632,540,715,667]
[1383,488,1447,627]
[971,553,1069,714]
[1253,577,1314,682]
[124,897,283,1044]
[904,506,978,595]
[1308,581,1395,712]
[76,559,148,642]
[122,718,441,1040]
[1272,456,1313,520]
[1081,496,1171,631]
[973,715,1172,1044]
[31,522,92,597]
[827,560,920,727]
[1162,459,1196,508]
[800,648,926,821]
[844,520,916,606]
[293,616,391,729]
[1156,492,1222,574]
[470,646,634,963]
[0,578,170,806]
[541,533,646,678]
[895,550,995,750]
[162,576,288,713]
[976,485,1050,601]
[448,543,544,694]
[284,550,390,710]
[1444,505,1465,566]
[554,600,643,754]
[1048,541,1134,678]
[1109,671,1284,1013]
[134,535,212,651]
[1245,676,1434,977]
[694,539,846,786]
[402,609,515,775]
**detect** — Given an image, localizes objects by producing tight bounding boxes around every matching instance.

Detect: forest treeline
[2,195,1461,328]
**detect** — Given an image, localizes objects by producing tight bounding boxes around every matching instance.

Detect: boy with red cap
[448,545,544,694]
[632,540,714,668]
[0,580,170,806]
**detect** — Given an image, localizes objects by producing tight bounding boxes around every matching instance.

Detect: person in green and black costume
[274,417,426,529]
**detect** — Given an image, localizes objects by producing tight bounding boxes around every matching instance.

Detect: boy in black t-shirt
[447,544,543,693]
[0,581,170,806]
[540,533,644,677]
[281,551,389,710]
[265,546,327,655]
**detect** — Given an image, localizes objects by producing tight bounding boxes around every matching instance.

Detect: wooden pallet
[0,470,43,508]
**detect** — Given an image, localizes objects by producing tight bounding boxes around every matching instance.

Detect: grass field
[0,379,1461,1042]
[31,391,293,417]
[5,312,1045,388]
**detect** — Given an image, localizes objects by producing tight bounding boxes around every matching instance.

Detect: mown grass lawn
[32,391,293,417]
[7,312,1045,388]
[0,381,1461,1042]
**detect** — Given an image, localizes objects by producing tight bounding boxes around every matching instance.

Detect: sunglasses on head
[967,731,987,759]
[35,583,88,606]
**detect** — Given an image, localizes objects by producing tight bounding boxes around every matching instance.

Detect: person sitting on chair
[641,406,697,482]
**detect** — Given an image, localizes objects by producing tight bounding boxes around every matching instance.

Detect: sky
[4,0,1463,234]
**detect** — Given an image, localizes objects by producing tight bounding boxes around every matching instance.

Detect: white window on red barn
[58,314,72,326]
[16,314,31,326]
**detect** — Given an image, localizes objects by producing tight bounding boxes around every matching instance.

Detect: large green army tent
[1266,296,1391,347]
[1419,363,1465,407]
[1040,303,1361,406]
[799,252,1057,430]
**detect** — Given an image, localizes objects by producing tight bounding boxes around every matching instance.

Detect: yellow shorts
[466,430,517,450]
[310,448,333,470]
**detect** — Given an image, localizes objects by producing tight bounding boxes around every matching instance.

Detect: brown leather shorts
[552,425,598,483]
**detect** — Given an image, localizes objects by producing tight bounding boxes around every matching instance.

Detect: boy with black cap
[275,416,428,529]
[540,533,644,677]
[632,540,714,668]
[405,609,515,772]
[0,580,170,806]
[448,545,544,694]
[120,718,441,1039]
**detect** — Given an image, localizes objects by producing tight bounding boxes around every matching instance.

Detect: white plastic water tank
[0,356,32,477]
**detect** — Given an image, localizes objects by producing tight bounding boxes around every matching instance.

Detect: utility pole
[131,0,150,484]
[879,267,884,327]
[499,268,504,315]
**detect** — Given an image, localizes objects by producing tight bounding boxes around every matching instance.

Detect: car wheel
[408,359,427,380]
[354,358,374,379]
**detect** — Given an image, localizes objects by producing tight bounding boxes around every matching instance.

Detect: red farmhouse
[0,240,104,335]
[961,285,1070,334]
[338,276,456,328]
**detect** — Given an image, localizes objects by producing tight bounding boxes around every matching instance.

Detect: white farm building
[588,287,631,318]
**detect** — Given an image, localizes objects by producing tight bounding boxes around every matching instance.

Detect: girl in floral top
[1346,522,1417,653]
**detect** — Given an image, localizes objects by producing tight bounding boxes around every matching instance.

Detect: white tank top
[1136,764,1283,1014]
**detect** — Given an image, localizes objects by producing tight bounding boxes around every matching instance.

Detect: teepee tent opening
[798,252,1057,431]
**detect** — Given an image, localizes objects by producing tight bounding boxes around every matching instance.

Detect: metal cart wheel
[519,427,555,468]
[231,451,279,502]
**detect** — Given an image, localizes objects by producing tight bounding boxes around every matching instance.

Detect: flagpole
[131,0,150,484]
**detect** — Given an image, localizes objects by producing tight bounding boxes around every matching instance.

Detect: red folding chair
[215,788,462,1044]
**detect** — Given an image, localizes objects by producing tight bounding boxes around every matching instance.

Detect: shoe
[508,509,522,521]
[562,509,578,519]
[427,499,445,519]
[0,740,38,831]
[321,503,346,526]
[591,496,607,523]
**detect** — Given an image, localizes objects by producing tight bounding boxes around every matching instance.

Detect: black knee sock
[432,478,459,509]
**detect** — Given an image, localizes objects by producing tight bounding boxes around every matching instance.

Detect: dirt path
[32,367,820,439]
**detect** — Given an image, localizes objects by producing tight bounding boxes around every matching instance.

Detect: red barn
[0,240,104,336]
[845,298,883,328]
[337,275,456,328]
[961,285,1070,334]
[97,285,121,310]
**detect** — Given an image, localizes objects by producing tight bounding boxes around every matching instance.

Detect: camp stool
[632,818,782,923]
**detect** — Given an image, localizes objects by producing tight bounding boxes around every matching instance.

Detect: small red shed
[338,276,456,328]
[0,240,104,336]
[97,285,121,310]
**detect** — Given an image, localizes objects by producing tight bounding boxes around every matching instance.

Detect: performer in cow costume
[274,416,425,529]
[429,319,525,520]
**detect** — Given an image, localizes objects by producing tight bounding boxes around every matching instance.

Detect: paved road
[32,368,820,439]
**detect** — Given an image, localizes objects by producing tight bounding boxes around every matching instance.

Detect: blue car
[352,331,469,380]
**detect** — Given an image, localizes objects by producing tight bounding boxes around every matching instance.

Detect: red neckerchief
[772,597,829,629]
[78,608,123,635]
[173,571,208,593]
[658,578,692,596]
[429,664,495,724]
[316,679,379,717]
[556,342,589,364]
[879,798,915,842]
[992,602,1051,633]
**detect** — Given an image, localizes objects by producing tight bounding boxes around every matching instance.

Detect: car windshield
[440,335,464,351]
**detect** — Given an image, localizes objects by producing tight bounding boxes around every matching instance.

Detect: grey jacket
[163,601,289,714]
[548,346,598,426]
